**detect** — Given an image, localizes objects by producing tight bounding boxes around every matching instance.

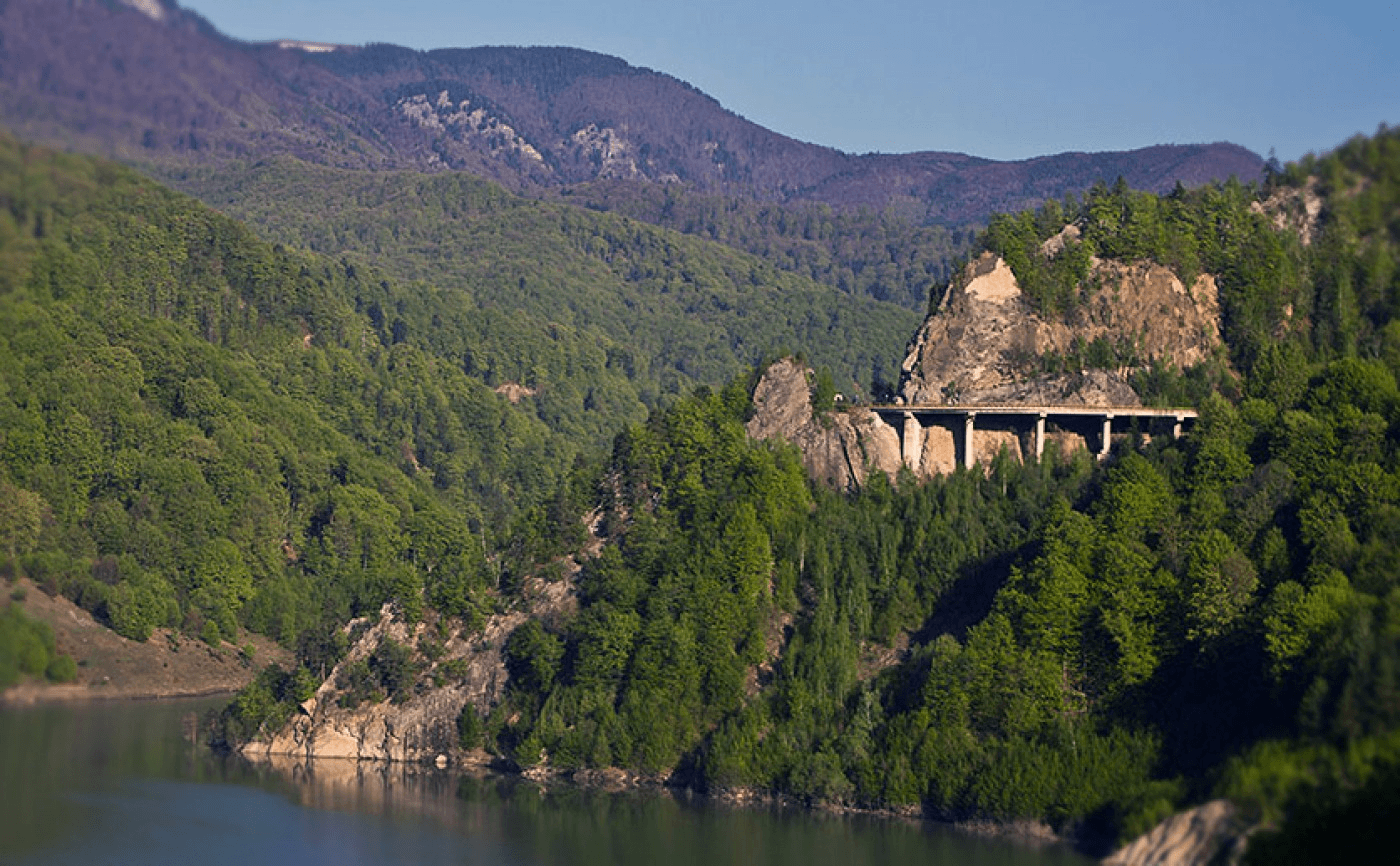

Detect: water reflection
[0,699,1093,866]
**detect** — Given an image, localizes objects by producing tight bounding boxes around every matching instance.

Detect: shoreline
[0,680,241,706]
[240,746,1081,853]
[3,578,293,707]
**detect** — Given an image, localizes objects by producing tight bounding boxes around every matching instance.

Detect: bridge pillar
[1173,414,1184,440]
[963,412,977,470]
[1035,413,1047,461]
[902,412,922,474]
[1099,414,1114,460]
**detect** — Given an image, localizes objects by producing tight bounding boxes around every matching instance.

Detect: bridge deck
[864,404,1198,470]
[871,404,1198,419]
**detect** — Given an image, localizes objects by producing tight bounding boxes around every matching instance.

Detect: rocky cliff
[241,606,508,765]
[746,236,1224,487]
[898,248,1222,407]
[1103,800,1253,866]
[242,572,577,766]
[745,359,903,491]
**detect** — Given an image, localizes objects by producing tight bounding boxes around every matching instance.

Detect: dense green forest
[6,122,1400,856]
[0,132,578,652]
[171,163,971,314]
[164,157,921,434]
[0,129,918,664]
[549,179,971,310]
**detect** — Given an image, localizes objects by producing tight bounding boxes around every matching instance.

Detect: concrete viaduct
[868,404,1198,473]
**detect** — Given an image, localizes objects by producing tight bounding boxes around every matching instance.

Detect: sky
[177,0,1396,164]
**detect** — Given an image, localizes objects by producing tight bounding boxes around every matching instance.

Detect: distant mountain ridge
[0,0,1263,225]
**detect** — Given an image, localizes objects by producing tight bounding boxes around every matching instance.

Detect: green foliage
[457,703,484,749]
[548,179,969,311]
[0,482,44,559]
[107,565,178,642]
[212,663,317,746]
[495,382,813,772]
[336,658,377,709]
[481,129,1400,840]
[983,207,1092,316]
[369,636,418,703]
[1241,758,1400,864]
[14,120,1400,849]
[809,367,837,418]
[0,602,77,689]
[1219,730,1400,844]
[1263,570,1354,677]
[1183,529,1258,643]
[505,620,564,695]
[44,651,77,683]
[173,158,921,432]
[961,137,1400,841]
[0,132,576,653]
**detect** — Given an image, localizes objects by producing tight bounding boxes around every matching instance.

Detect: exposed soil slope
[1,578,290,704]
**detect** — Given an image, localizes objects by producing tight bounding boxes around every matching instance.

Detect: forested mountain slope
[221,127,1400,861]
[175,162,969,311]
[0,126,913,668]
[543,180,972,310]
[0,132,591,657]
[1,2,1393,850]
[165,156,922,422]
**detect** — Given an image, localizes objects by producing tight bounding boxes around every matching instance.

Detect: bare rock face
[242,603,519,765]
[747,358,902,490]
[1104,800,1252,866]
[244,568,578,766]
[746,358,818,442]
[900,248,1222,407]
[1251,176,1323,247]
[751,240,1221,487]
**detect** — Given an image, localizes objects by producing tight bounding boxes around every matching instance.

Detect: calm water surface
[0,698,1094,865]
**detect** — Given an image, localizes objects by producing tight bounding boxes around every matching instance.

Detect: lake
[0,698,1095,865]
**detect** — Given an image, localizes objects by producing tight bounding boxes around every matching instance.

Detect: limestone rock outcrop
[243,569,579,766]
[750,237,1222,487]
[1103,800,1253,866]
[746,358,903,490]
[241,604,519,765]
[899,248,1222,407]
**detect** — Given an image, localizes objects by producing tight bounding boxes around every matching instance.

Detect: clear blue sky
[178,0,1396,164]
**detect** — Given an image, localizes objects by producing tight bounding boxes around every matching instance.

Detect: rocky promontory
[241,570,578,766]
[745,359,904,490]
[899,248,1222,407]
[745,236,1225,488]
